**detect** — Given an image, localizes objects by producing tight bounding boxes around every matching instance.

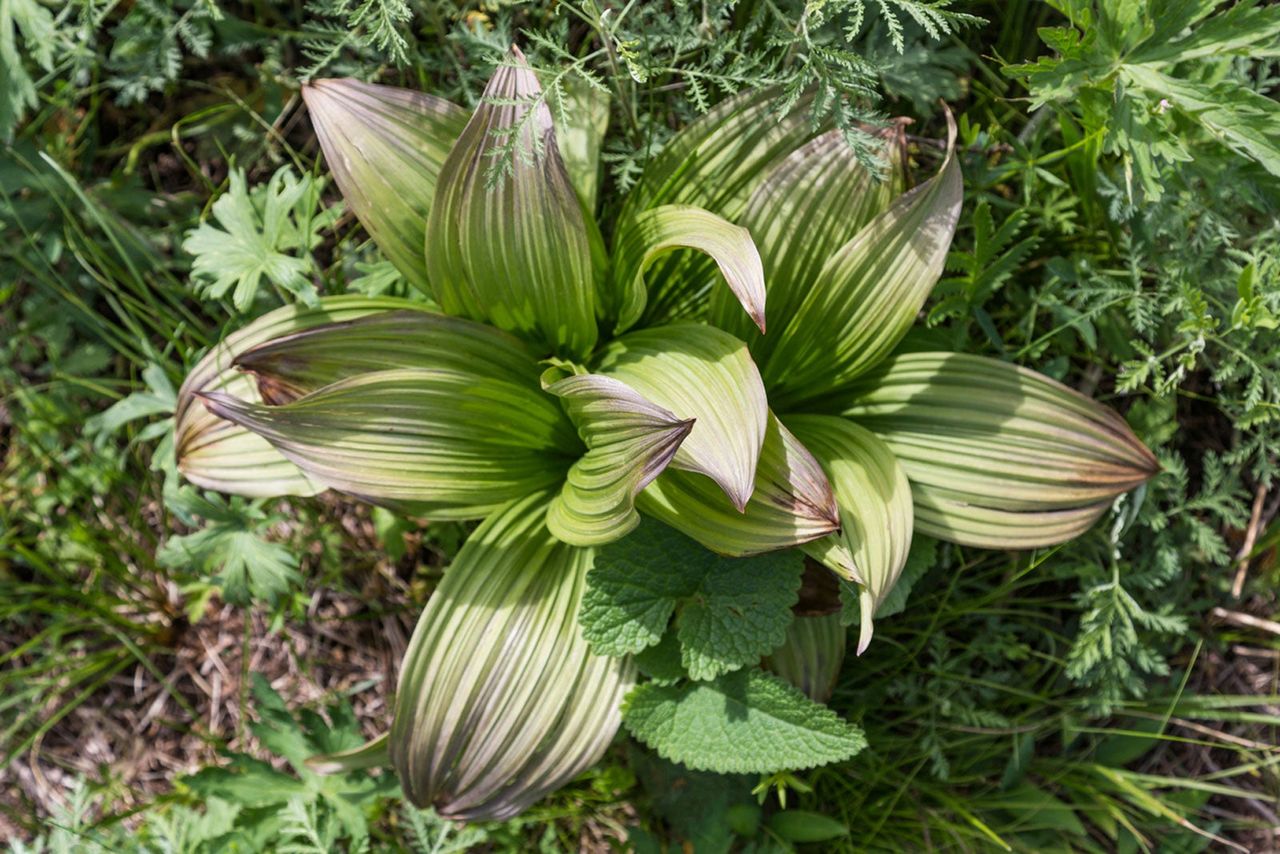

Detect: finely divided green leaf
[581,519,804,680]
[622,668,866,774]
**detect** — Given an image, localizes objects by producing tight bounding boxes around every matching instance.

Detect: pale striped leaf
[637,413,839,555]
[709,127,905,352]
[596,323,768,510]
[391,492,635,820]
[763,613,847,703]
[425,48,596,356]
[545,374,694,546]
[840,352,1159,547]
[198,368,579,519]
[175,296,426,497]
[765,117,963,410]
[234,309,542,403]
[610,204,766,334]
[303,79,467,291]
[787,416,914,655]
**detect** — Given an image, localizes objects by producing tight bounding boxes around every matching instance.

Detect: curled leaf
[545,374,694,546]
[787,415,914,655]
[199,368,578,519]
[610,204,767,333]
[764,613,847,704]
[596,323,768,510]
[637,413,840,555]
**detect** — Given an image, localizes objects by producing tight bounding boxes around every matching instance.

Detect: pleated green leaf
[637,413,840,555]
[595,323,768,511]
[175,296,426,497]
[764,120,963,410]
[390,492,636,820]
[425,48,596,356]
[553,77,610,214]
[763,613,847,703]
[198,368,579,519]
[303,79,468,291]
[709,127,904,352]
[615,88,820,326]
[787,415,914,655]
[840,352,1160,548]
[610,204,767,334]
[233,309,542,404]
[545,374,694,547]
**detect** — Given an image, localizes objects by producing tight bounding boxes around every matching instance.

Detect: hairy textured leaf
[199,368,578,519]
[623,668,866,774]
[425,47,596,356]
[303,78,468,290]
[840,352,1159,547]
[788,416,914,654]
[596,323,768,510]
[610,204,766,333]
[390,492,635,820]
[545,373,694,546]
[637,413,839,555]
[580,519,804,681]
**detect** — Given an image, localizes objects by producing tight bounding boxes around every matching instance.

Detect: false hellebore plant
[174,49,1158,819]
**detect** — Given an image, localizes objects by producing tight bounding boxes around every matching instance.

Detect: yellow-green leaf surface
[175,296,425,497]
[303,79,468,291]
[840,352,1159,547]
[553,77,610,213]
[709,127,904,352]
[637,413,839,555]
[545,374,694,546]
[390,492,635,820]
[788,415,914,654]
[198,368,578,518]
[425,48,596,356]
[609,204,767,334]
[596,323,768,511]
[765,120,963,410]
[615,88,819,326]
[233,309,541,403]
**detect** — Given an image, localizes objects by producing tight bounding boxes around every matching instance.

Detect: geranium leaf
[622,668,866,774]
[425,47,597,356]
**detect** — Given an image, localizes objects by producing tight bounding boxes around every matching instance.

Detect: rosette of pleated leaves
[173,46,1158,819]
[174,49,843,820]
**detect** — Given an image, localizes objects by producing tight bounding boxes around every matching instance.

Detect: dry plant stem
[1211,606,1280,637]
[1231,484,1268,598]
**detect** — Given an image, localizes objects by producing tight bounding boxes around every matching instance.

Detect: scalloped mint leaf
[623,668,866,774]
[634,632,686,685]
[581,519,804,680]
